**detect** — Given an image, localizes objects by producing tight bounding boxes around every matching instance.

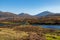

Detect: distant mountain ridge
[0,11,60,18]
[35,11,54,17]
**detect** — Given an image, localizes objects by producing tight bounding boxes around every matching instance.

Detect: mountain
[18,13,39,21]
[35,11,53,17]
[19,13,34,18]
[19,13,31,17]
[0,11,20,21]
[0,11,18,18]
[47,13,60,16]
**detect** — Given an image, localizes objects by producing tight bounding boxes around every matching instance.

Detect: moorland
[0,11,60,40]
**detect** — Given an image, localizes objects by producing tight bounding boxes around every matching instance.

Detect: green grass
[0,22,16,24]
[45,33,60,40]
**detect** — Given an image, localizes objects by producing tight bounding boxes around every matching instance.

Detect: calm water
[0,23,60,29]
[0,24,5,26]
[41,25,60,29]
[33,25,60,29]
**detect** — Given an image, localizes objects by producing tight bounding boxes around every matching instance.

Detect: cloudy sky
[0,0,60,15]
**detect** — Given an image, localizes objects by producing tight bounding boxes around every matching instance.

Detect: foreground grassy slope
[0,25,46,40]
[0,25,59,40]
[0,28,28,40]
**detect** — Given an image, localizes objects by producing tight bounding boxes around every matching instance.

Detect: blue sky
[0,0,60,15]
